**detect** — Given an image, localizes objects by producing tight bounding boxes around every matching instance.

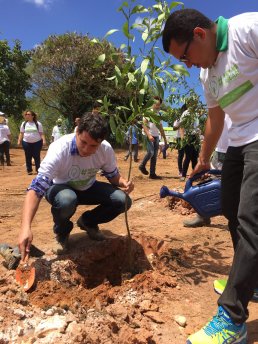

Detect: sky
[1,0,258,104]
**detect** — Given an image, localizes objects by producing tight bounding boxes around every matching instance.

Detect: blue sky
[1,0,258,104]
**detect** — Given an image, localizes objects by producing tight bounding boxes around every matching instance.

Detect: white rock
[35,315,67,337]
[174,315,187,327]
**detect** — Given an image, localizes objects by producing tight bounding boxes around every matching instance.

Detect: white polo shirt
[200,13,258,147]
[38,134,117,191]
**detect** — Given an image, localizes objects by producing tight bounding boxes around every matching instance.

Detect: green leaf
[169,2,184,10]
[131,5,148,14]
[109,116,117,135]
[140,58,149,75]
[98,54,106,63]
[103,29,119,39]
[171,64,190,76]
[142,30,148,42]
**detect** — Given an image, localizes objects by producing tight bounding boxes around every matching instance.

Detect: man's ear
[194,27,206,40]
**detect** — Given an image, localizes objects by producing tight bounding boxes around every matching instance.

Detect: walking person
[138,96,167,179]
[124,121,139,162]
[17,110,46,175]
[0,115,11,166]
[18,112,134,259]
[163,9,258,343]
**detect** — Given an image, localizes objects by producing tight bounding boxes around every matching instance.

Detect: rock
[13,309,26,319]
[139,299,159,313]
[35,315,67,337]
[143,311,164,324]
[174,315,187,327]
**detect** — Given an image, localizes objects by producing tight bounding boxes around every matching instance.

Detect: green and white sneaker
[186,306,247,344]
[214,279,258,302]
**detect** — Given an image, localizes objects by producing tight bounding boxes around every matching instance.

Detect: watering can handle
[185,169,222,191]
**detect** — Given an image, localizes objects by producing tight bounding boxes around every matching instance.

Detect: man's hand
[189,158,211,178]
[148,134,154,142]
[18,227,33,263]
[121,180,134,194]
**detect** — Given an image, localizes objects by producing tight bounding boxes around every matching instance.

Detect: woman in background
[17,110,46,175]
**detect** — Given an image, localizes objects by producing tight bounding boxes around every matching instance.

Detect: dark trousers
[22,140,42,173]
[176,138,185,174]
[140,136,159,175]
[182,136,199,177]
[218,140,258,323]
[0,141,10,164]
[45,181,132,235]
[125,143,139,161]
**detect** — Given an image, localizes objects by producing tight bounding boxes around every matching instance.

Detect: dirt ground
[0,147,257,344]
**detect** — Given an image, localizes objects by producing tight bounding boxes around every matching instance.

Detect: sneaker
[214,279,258,302]
[77,216,105,241]
[180,176,186,182]
[186,306,247,344]
[183,215,211,228]
[139,165,149,175]
[149,174,162,180]
[28,171,33,175]
[52,233,70,255]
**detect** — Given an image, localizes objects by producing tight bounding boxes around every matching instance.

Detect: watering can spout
[160,185,183,199]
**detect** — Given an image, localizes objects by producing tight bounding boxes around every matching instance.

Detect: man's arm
[158,122,167,145]
[18,190,41,262]
[108,173,134,194]
[142,118,154,142]
[190,106,225,177]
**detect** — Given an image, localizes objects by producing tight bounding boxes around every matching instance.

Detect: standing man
[139,96,167,179]
[18,112,134,259]
[51,118,66,142]
[163,9,258,344]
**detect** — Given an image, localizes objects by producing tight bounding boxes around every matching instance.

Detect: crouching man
[18,112,134,260]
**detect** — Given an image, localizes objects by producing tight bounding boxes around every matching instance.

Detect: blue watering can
[160,170,222,218]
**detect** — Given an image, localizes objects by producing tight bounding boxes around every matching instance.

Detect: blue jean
[45,180,132,235]
[140,136,159,175]
[22,139,42,173]
[219,140,258,323]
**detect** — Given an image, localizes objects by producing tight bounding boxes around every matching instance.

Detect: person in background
[173,106,186,177]
[163,8,258,344]
[124,120,139,162]
[17,110,46,175]
[18,112,134,259]
[74,117,80,133]
[138,96,167,179]
[92,101,101,115]
[177,103,200,182]
[0,115,11,166]
[183,114,232,228]
[51,118,66,142]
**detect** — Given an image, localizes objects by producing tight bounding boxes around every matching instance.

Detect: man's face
[76,131,102,157]
[168,28,216,69]
[153,100,161,111]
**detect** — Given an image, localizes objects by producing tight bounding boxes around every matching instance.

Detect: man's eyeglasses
[179,36,193,63]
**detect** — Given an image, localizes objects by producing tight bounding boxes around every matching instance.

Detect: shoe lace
[204,314,239,341]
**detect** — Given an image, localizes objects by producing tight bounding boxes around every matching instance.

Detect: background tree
[0,39,30,118]
[28,33,132,128]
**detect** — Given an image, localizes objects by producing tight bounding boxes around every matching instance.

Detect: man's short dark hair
[93,101,101,109]
[162,9,213,53]
[77,112,108,141]
[153,95,163,104]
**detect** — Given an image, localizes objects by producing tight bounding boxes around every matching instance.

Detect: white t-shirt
[38,134,117,191]
[215,114,232,153]
[200,13,258,147]
[20,121,43,143]
[0,124,10,144]
[52,125,64,141]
